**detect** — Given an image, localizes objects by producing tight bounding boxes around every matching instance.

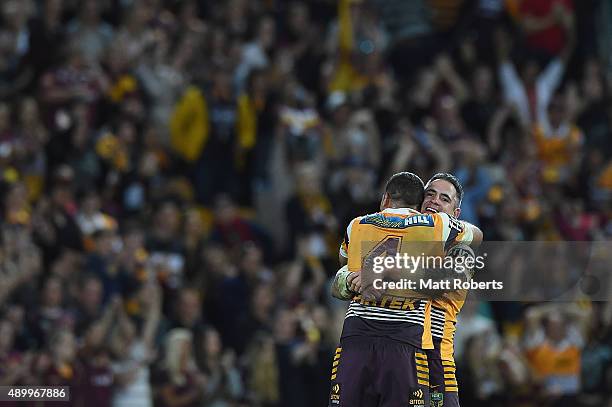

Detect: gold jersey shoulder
[345,209,456,272]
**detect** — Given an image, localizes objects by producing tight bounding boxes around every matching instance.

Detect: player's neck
[384,203,419,211]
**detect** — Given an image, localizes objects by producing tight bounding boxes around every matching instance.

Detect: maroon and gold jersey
[339,208,470,350]
[427,224,476,394]
[429,223,475,361]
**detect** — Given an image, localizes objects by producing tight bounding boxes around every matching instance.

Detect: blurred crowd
[0,0,611,406]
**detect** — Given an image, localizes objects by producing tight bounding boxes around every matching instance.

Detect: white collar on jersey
[381,207,421,215]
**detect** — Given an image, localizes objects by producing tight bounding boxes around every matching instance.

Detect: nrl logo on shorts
[430,390,443,407]
[409,388,425,405]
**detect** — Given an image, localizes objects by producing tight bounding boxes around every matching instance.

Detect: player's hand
[347,271,361,293]
[361,285,383,302]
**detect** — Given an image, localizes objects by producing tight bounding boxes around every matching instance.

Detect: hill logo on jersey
[409,387,425,405]
[360,214,434,229]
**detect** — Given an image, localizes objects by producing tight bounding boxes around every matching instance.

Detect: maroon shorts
[329,337,429,407]
[426,351,460,407]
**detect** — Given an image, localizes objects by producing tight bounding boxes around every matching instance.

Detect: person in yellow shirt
[532,94,583,184]
[523,303,590,406]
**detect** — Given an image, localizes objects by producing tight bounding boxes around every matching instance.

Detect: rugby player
[420,173,481,407]
[332,172,482,407]
[329,172,481,407]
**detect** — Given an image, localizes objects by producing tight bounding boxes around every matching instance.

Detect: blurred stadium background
[0,0,611,406]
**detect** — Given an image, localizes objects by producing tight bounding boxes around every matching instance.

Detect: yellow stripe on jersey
[421,301,434,349]
[442,360,456,367]
[439,319,458,361]
[416,365,429,373]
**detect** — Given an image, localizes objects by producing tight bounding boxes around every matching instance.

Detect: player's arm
[462,221,483,248]
[406,243,476,298]
[339,253,347,267]
[410,213,482,296]
[438,215,483,284]
[442,212,482,249]
[338,218,356,267]
[333,218,358,298]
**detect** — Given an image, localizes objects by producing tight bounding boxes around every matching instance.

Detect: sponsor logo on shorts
[409,388,425,405]
[330,383,341,405]
[430,390,444,407]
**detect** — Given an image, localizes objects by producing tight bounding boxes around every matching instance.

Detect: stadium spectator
[67,0,114,63]
[170,288,207,345]
[154,328,206,407]
[0,318,31,387]
[110,283,160,407]
[496,24,574,127]
[197,327,244,406]
[523,303,590,406]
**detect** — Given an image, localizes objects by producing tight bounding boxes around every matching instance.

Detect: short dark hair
[426,173,463,207]
[384,172,425,208]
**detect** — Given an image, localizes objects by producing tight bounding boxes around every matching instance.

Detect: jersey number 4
[363,236,402,270]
